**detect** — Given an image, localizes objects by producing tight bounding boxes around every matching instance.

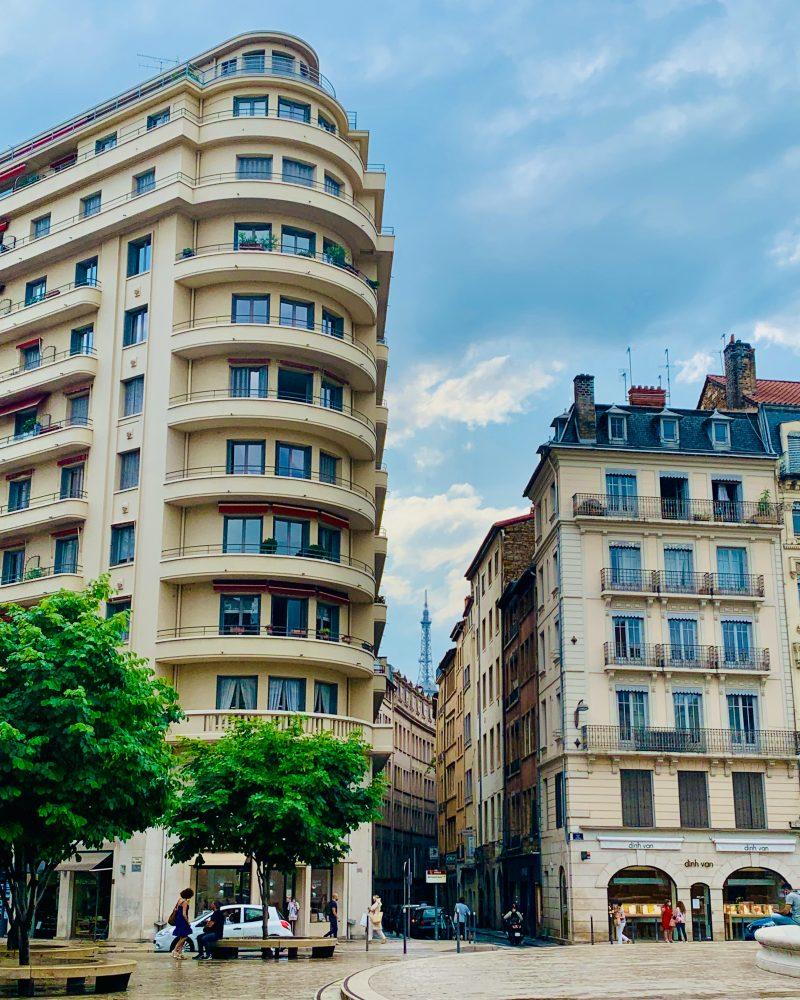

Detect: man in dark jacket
[194,900,225,959]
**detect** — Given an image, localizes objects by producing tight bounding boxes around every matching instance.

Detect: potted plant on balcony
[180,247,195,258]
[302,543,328,560]
[324,242,348,268]
[24,567,44,580]
[752,489,775,524]
[260,537,278,555]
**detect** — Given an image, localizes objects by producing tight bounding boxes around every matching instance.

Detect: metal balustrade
[164,464,374,501]
[0,490,87,517]
[600,567,764,598]
[603,641,769,672]
[574,493,781,525]
[581,724,797,757]
[161,542,373,575]
[156,623,374,652]
[0,281,100,317]
[0,346,96,385]
[0,563,82,587]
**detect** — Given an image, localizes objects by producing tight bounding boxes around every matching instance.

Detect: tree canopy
[167,719,385,936]
[0,578,181,963]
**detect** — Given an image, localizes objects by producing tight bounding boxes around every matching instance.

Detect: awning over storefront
[56,853,113,873]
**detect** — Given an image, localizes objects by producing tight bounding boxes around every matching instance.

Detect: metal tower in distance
[418,592,435,695]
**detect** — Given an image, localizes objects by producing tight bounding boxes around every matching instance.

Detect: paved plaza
[34,938,793,1000]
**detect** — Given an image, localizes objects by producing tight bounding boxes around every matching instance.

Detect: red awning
[0,393,48,417]
[57,453,88,467]
[0,164,26,186]
[218,504,270,515]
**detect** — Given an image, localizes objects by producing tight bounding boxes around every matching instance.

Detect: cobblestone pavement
[355,941,799,1000]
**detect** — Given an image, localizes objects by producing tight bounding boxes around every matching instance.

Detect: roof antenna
[619,368,628,398]
[627,346,633,388]
[719,332,727,375]
[662,348,672,404]
[137,53,181,73]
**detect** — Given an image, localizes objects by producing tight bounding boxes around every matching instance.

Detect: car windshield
[192,911,211,925]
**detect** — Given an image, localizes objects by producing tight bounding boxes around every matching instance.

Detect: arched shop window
[607,866,675,942]
[723,867,789,941]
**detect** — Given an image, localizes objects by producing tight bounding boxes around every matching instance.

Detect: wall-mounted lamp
[573,699,589,729]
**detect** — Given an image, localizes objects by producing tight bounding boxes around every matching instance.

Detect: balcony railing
[156,623,374,652]
[0,489,87,517]
[0,416,92,451]
[0,281,100,319]
[170,709,376,741]
[600,568,764,598]
[0,346,96,386]
[164,464,374,501]
[167,388,374,432]
[604,641,770,672]
[581,724,798,758]
[574,493,781,525]
[0,563,82,588]
[161,543,373,576]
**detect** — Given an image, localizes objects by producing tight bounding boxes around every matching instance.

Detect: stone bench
[755,924,800,978]
[211,936,336,960]
[0,960,136,996]
[1,947,97,962]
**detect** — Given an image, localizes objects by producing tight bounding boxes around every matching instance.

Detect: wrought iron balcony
[603,641,769,672]
[600,568,764,598]
[574,493,781,525]
[581,724,798,758]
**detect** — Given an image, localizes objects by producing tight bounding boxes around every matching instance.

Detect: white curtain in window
[217,677,238,710]
[269,678,303,711]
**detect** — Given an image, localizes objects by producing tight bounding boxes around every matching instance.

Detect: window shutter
[733,772,766,830]
[621,769,653,827]
[678,771,709,828]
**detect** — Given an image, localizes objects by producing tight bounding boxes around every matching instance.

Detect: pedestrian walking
[612,904,631,944]
[661,899,674,943]
[287,896,300,935]
[193,900,225,960]
[368,894,386,942]
[673,901,687,942]
[323,893,339,939]
[169,888,194,960]
[453,897,471,941]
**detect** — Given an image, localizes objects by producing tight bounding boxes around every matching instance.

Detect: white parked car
[153,904,292,952]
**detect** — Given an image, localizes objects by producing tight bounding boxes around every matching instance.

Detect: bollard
[456,919,461,954]
[590,916,594,945]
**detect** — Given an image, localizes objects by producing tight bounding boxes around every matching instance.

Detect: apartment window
[464,713,472,746]
[793,502,800,537]
[322,308,344,338]
[68,391,88,426]
[620,769,653,827]
[316,602,340,642]
[122,375,144,417]
[95,133,117,154]
[216,676,257,711]
[233,96,268,117]
[278,97,311,123]
[110,524,135,566]
[465,769,473,803]
[318,525,341,562]
[232,294,270,324]
[25,277,47,305]
[219,593,260,634]
[276,442,311,479]
[123,306,148,347]
[273,517,310,556]
[277,368,312,403]
[313,680,338,715]
[282,158,314,187]
[727,691,759,745]
[555,772,565,829]
[80,192,101,218]
[733,771,766,830]
[146,108,170,130]
[717,546,748,592]
[711,418,731,450]
[617,688,648,740]
[223,515,262,554]
[270,595,308,636]
[612,615,644,663]
[228,363,266,398]
[608,413,627,443]
[14,407,39,439]
[678,771,709,828]
[54,536,79,575]
[320,378,343,412]
[19,343,41,371]
[60,462,84,499]
[234,222,273,250]
[722,620,754,667]
[279,296,314,330]
[281,226,315,256]
[8,478,31,512]
[70,325,93,355]
[319,452,338,484]
[606,472,638,513]
[227,440,265,475]
[236,155,272,180]
[268,676,306,712]
[272,51,295,75]
[75,257,98,287]
[106,598,131,640]
[219,57,237,76]
[318,112,335,133]
[1,549,24,585]
[118,450,140,490]
[242,49,265,72]
[32,215,50,239]
[660,416,679,445]
[134,169,155,196]
[127,235,152,276]
[324,173,342,197]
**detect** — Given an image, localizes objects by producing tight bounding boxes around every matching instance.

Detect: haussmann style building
[0,30,392,941]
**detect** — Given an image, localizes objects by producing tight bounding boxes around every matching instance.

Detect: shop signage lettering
[712,838,796,854]
[597,835,684,851]
[684,859,713,869]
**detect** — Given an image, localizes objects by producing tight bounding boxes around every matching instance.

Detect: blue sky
[5,0,800,678]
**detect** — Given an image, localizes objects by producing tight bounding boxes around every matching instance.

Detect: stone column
[709,887,725,941]
[675,886,693,940]
[295,865,311,937]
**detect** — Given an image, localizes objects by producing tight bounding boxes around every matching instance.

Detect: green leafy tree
[166,719,385,938]
[0,578,181,965]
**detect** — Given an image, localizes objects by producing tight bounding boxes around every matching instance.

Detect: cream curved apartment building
[0,31,392,940]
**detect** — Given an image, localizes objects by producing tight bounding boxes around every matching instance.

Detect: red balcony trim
[5,468,33,480]
[63,384,92,397]
[57,453,88,467]
[319,511,349,529]
[217,503,270,514]
[51,527,81,538]
[15,337,41,350]
[0,393,48,417]
[227,357,270,364]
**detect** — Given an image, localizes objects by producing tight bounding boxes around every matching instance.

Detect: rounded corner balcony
[166,391,376,461]
[159,544,375,602]
[173,244,378,324]
[0,491,88,538]
[167,709,392,757]
[0,347,98,405]
[0,282,101,344]
[0,417,92,468]
[171,317,376,393]
[163,467,376,531]
[0,564,84,606]
[154,624,376,677]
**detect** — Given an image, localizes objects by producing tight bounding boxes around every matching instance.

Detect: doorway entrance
[690,883,712,941]
[607,866,675,942]
[71,869,112,939]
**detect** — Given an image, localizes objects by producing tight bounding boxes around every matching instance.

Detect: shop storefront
[56,853,113,940]
[607,866,675,941]
[723,867,788,941]
[193,865,252,916]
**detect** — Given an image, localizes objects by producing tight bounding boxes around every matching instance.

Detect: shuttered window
[678,771,709,828]
[620,769,653,828]
[733,772,766,830]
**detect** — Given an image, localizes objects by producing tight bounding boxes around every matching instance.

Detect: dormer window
[660,417,679,446]
[710,414,732,450]
[608,414,627,443]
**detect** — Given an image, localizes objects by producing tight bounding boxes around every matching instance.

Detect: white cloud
[771,225,800,267]
[388,353,560,442]
[754,320,800,352]
[413,446,445,470]
[675,351,715,383]
[383,484,528,623]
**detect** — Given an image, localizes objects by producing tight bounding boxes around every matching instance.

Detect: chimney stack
[724,337,756,410]
[573,374,596,442]
[628,385,667,408]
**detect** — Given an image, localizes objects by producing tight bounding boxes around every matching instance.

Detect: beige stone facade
[0,31,391,940]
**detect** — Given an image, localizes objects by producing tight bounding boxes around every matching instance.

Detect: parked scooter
[503,905,524,946]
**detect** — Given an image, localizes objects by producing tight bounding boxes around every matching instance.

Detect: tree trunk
[256,862,269,940]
